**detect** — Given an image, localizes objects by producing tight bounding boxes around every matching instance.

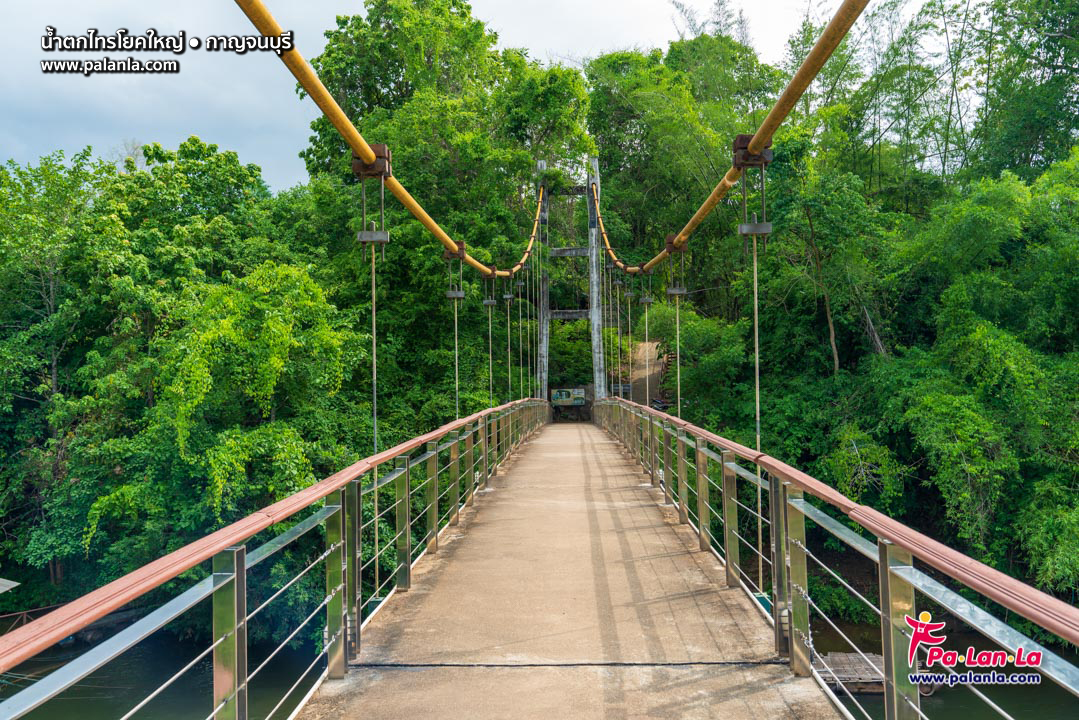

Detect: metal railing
[0,399,547,719]
[595,397,1079,720]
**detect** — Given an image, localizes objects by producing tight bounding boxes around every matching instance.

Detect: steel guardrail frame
[0,400,549,719]
[594,397,1079,720]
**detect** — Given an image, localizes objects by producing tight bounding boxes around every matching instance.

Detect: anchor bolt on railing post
[325,490,346,680]
[879,539,921,720]
[695,438,710,551]
[426,440,438,554]
[786,485,811,676]
[212,545,247,720]
[721,450,740,589]
[677,430,689,524]
[395,456,411,591]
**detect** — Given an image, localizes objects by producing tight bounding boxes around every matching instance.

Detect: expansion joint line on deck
[349,660,788,668]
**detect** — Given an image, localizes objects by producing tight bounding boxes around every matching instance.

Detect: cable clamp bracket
[442,240,466,261]
[351,143,393,179]
[732,134,773,169]
[665,234,687,254]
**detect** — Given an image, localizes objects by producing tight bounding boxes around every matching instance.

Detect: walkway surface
[300,423,839,720]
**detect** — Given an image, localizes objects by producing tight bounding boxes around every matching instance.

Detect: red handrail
[0,399,542,673]
[606,397,1079,647]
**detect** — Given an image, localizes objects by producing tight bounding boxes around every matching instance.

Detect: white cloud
[5,0,818,191]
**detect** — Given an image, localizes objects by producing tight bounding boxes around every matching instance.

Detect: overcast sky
[4,0,817,191]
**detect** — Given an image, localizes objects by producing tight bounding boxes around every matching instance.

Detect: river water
[4,633,319,720]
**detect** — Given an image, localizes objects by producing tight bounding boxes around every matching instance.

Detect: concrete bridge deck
[300,423,839,720]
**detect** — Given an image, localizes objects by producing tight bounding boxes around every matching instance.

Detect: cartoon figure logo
[904,611,946,666]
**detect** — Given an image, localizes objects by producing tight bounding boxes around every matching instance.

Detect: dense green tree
[2,0,1077,643]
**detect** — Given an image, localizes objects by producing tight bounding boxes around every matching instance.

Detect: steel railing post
[482,415,491,485]
[450,431,461,525]
[662,422,673,505]
[372,468,380,598]
[695,438,710,551]
[769,471,790,657]
[345,479,360,661]
[786,486,811,676]
[677,430,689,524]
[325,489,346,679]
[498,411,505,467]
[638,412,645,468]
[465,424,476,506]
[632,410,640,463]
[212,546,246,719]
[650,418,659,487]
[490,413,499,477]
[721,451,740,588]
[879,539,920,720]
[394,457,411,591]
[426,440,438,554]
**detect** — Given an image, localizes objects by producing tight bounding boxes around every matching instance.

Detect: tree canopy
[1,0,1076,642]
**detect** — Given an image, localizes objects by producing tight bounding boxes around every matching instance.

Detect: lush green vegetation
[1,0,1076,634]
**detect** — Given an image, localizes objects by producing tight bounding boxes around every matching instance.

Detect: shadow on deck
[299,423,839,720]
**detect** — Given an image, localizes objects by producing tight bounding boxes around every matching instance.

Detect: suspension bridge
[1,1,1078,719]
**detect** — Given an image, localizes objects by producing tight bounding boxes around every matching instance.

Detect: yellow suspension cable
[577,0,869,277]
[641,0,869,272]
[233,0,543,279]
